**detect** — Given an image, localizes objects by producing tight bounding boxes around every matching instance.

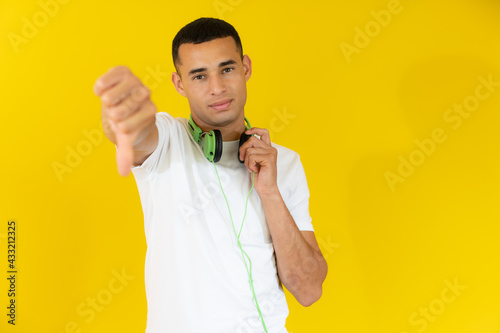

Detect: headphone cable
[212,160,269,333]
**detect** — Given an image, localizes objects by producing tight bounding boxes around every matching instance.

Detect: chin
[210,109,240,124]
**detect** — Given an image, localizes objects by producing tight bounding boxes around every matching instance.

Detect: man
[93,17,327,333]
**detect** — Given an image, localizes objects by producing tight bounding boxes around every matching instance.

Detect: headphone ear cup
[202,130,222,162]
[212,129,223,163]
[238,132,252,163]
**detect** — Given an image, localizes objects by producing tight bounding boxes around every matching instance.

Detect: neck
[220,124,246,141]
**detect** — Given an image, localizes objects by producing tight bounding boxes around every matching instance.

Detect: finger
[245,154,260,173]
[108,86,151,122]
[93,66,131,96]
[101,78,148,108]
[113,102,156,177]
[245,127,271,145]
[244,149,271,173]
[115,131,134,177]
[118,99,157,132]
[239,137,270,161]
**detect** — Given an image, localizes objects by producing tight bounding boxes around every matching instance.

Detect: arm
[131,125,158,167]
[93,66,159,174]
[239,127,328,306]
[259,192,327,307]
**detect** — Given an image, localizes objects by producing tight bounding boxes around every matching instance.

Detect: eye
[222,67,234,74]
[193,74,205,80]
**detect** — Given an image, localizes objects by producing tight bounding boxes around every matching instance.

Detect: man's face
[171,36,252,130]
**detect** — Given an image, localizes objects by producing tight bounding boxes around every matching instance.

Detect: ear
[171,72,186,97]
[242,55,252,82]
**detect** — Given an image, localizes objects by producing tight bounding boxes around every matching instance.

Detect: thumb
[115,131,134,177]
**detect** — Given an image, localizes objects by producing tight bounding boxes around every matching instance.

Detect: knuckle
[95,67,131,94]
[93,79,104,94]
[102,91,122,106]
[112,65,131,75]
[111,105,124,121]
[116,121,132,134]
[103,120,114,133]
[101,94,115,106]
[116,92,128,105]
[122,96,137,111]
[131,84,150,101]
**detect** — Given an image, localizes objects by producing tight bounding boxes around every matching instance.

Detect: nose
[209,75,226,95]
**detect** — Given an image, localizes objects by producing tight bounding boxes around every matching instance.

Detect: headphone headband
[188,114,252,163]
[188,115,251,140]
[188,114,203,143]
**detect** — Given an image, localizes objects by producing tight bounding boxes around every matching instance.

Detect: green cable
[212,160,269,333]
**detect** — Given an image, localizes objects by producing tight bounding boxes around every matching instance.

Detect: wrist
[257,186,281,201]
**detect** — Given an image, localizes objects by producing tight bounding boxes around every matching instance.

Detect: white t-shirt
[130,112,314,333]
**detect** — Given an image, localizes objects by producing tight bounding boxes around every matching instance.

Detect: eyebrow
[188,59,237,76]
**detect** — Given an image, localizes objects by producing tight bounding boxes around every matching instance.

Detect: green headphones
[187,114,252,163]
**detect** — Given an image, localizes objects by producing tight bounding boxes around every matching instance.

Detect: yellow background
[1,0,499,332]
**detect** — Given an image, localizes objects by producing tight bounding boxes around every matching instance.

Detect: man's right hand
[93,66,157,176]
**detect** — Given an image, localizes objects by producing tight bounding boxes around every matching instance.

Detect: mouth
[209,99,232,111]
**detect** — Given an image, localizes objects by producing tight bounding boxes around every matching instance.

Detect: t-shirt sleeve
[287,155,314,232]
[118,112,174,176]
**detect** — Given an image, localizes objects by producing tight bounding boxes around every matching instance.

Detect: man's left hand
[239,127,279,197]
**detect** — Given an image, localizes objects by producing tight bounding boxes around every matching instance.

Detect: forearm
[260,189,327,306]
[131,122,158,165]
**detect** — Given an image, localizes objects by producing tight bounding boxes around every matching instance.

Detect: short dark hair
[172,17,243,73]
